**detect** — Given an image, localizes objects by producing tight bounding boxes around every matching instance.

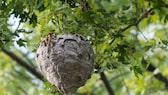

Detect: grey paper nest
[36,33,94,95]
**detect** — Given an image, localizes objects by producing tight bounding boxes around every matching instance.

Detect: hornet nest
[36,33,94,95]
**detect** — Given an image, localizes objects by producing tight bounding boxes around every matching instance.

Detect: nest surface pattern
[36,33,94,94]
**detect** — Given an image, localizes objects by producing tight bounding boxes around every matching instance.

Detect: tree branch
[1,48,43,81]
[110,8,153,44]
[147,64,168,88]
[164,4,168,8]
[119,8,153,33]
[100,72,115,95]
[142,58,168,89]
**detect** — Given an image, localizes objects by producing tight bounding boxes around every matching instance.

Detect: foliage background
[1,0,168,95]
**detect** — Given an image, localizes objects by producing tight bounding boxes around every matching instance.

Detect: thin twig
[135,26,148,41]
[119,68,130,95]
[14,21,21,33]
[110,8,153,44]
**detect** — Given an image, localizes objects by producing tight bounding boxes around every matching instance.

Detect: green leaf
[16,39,26,47]
[44,79,61,95]
[164,15,168,23]
[130,66,143,78]
[29,13,37,27]
[162,40,168,45]
[36,0,45,11]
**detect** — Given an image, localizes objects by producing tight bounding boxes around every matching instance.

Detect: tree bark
[100,72,115,95]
